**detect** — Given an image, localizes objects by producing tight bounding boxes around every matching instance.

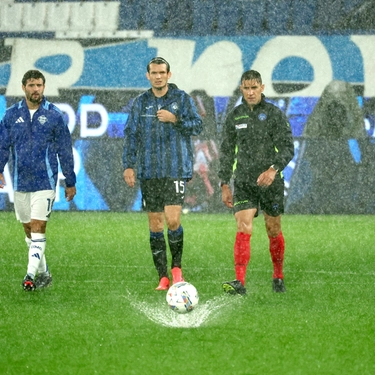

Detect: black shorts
[233,179,285,217]
[140,178,186,212]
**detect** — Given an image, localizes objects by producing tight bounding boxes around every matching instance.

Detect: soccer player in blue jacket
[0,70,76,291]
[123,57,203,290]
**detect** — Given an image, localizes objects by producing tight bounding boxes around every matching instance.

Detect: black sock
[150,231,168,279]
[168,225,184,268]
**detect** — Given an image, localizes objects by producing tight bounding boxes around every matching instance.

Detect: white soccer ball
[166,282,199,314]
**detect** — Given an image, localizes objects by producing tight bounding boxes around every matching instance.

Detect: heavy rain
[1,1,375,375]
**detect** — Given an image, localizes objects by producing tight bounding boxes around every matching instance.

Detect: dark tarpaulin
[286,80,375,214]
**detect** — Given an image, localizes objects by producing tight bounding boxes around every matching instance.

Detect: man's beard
[28,94,42,104]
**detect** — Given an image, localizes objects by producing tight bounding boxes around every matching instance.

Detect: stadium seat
[94,1,120,32]
[70,2,95,32]
[164,0,193,36]
[286,97,319,137]
[216,0,241,36]
[118,0,140,30]
[265,0,292,35]
[241,0,266,35]
[0,3,23,32]
[343,0,363,13]
[287,97,319,116]
[290,0,316,34]
[22,2,49,32]
[45,2,71,32]
[138,0,166,34]
[313,0,345,33]
[192,0,216,36]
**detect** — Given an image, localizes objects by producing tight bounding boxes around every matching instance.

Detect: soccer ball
[166,282,199,314]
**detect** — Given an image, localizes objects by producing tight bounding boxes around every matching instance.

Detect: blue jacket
[123,85,203,179]
[0,97,76,192]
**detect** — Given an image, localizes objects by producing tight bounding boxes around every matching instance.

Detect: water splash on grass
[124,291,244,328]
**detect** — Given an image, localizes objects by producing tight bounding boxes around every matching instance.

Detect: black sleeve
[270,109,295,171]
[218,111,237,184]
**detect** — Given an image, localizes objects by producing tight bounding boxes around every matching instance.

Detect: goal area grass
[0,211,374,375]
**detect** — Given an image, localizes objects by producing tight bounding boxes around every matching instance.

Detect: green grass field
[0,211,374,375]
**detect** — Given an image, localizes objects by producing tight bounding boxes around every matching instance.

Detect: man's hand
[65,186,76,202]
[124,168,136,188]
[156,109,177,124]
[221,184,233,208]
[0,173,5,189]
[257,167,277,187]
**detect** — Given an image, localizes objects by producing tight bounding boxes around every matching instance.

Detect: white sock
[25,236,48,275]
[38,254,49,275]
[27,233,46,279]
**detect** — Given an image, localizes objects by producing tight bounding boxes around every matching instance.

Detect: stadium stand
[45,2,71,32]
[22,2,48,32]
[216,0,242,36]
[0,1,153,39]
[69,2,95,32]
[241,0,267,35]
[1,0,374,36]
[136,0,166,33]
[191,0,217,36]
[118,0,141,30]
[165,0,193,36]
[264,0,293,35]
[0,3,23,32]
[312,0,346,33]
[290,0,316,35]
[336,0,375,33]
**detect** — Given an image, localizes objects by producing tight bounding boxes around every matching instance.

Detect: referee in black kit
[219,70,294,295]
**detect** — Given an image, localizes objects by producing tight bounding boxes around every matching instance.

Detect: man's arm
[271,111,295,172]
[171,94,203,136]
[55,114,76,188]
[218,112,236,187]
[123,98,140,171]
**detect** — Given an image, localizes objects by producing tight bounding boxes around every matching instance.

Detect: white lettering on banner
[0,164,14,203]
[351,36,375,97]
[148,38,243,96]
[5,38,84,96]
[80,104,109,138]
[251,36,333,97]
[56,103,76,134]
[56,147,81,202]
[4,35,374,97]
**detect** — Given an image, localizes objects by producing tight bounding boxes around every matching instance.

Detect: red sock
[269,232,285,279]
[234,232,251,286]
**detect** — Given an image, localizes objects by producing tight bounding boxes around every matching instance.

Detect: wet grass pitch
[1,212,374,374]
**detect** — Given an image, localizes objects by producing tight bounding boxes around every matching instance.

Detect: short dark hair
[147,57,170,73]
[22,70,46,86]
[240,70,262,85]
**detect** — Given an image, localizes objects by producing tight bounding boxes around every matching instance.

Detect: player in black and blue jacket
[123,57,202,290]
[0,69,76,291]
